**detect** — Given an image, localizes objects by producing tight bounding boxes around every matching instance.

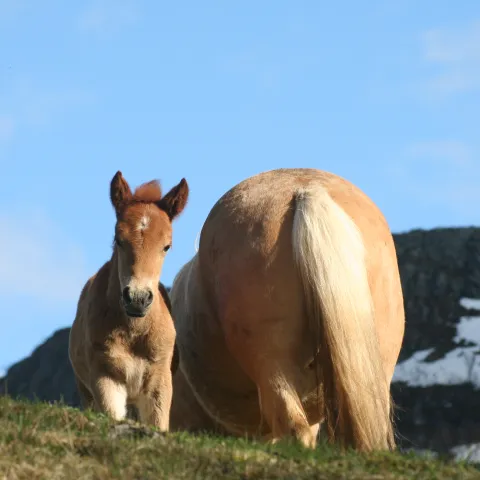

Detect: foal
[69,171,188,431]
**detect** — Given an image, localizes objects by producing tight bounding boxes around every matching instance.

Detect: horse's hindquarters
[172,168,405,448]
[187,181,326,440]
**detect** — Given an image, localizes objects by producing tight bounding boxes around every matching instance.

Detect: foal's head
[110,171,189,318]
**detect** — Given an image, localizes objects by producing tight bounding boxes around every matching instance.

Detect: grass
[0,396,478,479]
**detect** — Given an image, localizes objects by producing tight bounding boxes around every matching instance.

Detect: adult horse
[169,168,405,451]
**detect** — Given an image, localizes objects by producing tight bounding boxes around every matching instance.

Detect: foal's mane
[131,180,163,204]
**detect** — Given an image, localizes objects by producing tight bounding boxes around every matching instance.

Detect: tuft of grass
[0,396,478,479]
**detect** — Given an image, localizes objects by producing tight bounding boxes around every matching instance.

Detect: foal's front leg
[137,372,173,432]
[92,374,128,421]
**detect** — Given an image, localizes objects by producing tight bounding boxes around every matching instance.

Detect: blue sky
[0,0,479,374]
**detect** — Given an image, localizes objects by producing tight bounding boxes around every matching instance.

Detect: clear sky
[0,0,479,374]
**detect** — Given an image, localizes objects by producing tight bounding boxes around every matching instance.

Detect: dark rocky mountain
[391,227,480,455]
[2,227,480,455]
[0,327,80,407]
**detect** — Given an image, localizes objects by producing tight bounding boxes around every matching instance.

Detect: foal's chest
[122,355,148,399]
[107,339,157,399]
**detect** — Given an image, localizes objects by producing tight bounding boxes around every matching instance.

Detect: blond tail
[292,187,395,451]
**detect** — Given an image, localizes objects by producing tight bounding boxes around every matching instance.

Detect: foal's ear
[158,178,189,220]
[110,171,133,214]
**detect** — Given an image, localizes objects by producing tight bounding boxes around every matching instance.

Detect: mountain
[1,226,480,455]
[390,227,480,454]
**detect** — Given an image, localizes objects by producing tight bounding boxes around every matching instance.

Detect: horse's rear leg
[257,369,316,448]
[223,311,316,447]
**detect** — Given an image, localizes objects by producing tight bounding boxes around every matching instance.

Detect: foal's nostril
[144,289,154,307]
[122,286,132,304]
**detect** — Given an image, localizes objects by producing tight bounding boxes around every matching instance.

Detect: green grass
[0,396,478,479]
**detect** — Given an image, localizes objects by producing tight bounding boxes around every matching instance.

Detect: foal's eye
[163,244,171,253]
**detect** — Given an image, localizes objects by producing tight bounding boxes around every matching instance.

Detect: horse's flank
[69,171,189,431]
[170,168,404,451]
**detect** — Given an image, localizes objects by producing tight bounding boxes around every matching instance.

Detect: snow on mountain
[393,297,480,388]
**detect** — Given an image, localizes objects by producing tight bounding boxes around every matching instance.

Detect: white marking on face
[137,215,150,232]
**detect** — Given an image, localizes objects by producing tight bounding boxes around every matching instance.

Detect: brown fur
[133,180,163,204]
[69,171,188,431]
[169,168,404,451]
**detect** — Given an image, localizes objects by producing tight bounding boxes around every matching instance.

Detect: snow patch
[460,297,480,311]
[450,443,480,464]
[393,298,480,387]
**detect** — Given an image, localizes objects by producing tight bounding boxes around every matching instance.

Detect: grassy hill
[0,396,479,479]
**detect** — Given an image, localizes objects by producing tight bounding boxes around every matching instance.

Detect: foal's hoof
[108,423,164,440]
[267,437,280,446]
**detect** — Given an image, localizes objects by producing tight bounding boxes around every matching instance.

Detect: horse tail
[291,186,395,451]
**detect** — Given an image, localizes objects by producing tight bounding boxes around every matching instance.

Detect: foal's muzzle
[122,286,153,318]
